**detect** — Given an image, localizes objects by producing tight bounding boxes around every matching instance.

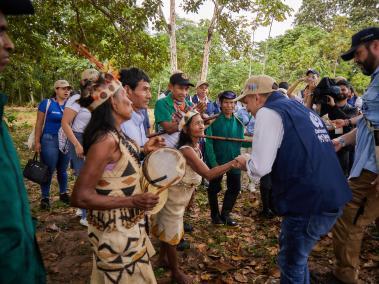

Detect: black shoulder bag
[23,153,49,184]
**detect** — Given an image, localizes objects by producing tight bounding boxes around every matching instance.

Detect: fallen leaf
[231,255,247,261]
[46,223,59,232]
[234,272,248,283]
[269,267,281,278]
[207,260,235,273]
[196,243,208,253]
[200,273,212,280]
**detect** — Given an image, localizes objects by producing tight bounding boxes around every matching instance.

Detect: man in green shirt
[205,91,244,226]
[0,1,46,283]
[154,72,194,148]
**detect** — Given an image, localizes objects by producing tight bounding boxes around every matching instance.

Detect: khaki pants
[333,170,379,283]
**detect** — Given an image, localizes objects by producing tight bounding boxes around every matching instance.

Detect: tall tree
[183,0,292,81]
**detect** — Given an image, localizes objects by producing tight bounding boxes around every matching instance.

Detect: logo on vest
[309,112,330,143]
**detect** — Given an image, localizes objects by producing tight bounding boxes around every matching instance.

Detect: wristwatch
[338,137,346,147]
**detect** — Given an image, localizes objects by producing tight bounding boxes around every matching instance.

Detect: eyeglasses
[56,86,72,91]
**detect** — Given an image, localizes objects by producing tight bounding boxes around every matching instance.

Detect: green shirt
[0,93,46,283]
[154,93,193,132]
[205,113,244,174]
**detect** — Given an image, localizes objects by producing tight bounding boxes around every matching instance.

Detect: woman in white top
[61,69,99,226]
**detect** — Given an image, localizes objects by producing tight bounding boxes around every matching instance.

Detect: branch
[158,4,169,33]
[72,0,88,43]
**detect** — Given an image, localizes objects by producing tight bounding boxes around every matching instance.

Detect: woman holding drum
[151,111,240,284]
[71,73,164,284]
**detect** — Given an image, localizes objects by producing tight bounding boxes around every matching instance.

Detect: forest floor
[6,106,379,284]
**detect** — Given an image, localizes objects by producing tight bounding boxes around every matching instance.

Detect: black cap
[341,27,379,61]
[306,69,319,76]
[169,73,194,87]
[0,0,34,15]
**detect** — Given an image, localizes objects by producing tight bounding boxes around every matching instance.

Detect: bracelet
[338,137,346,148]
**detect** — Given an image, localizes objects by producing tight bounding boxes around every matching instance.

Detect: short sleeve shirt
[38,98,65,135]
[65,94,91,133]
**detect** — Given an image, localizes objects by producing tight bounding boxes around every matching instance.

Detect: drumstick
[147,114,220,139]
[155,176,181,195]
[200,135,252,143]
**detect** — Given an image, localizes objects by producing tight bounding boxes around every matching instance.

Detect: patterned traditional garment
[88,132,156,284]
[151,145,202,245]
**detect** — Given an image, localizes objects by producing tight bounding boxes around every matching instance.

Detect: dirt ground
[7,107,379,283]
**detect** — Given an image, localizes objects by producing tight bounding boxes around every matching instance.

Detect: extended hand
[371,176,379,195]
[144,136,166,154]
[331,119,345,129]
[195,101,206,114]
[332,138,343,152]
[235,154,248,171]
[327,95,336,107]
[131,193,159,210]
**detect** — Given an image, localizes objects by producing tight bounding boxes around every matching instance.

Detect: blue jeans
[69,132,86,219]
[278,209,342,284]
[40,133,70,199]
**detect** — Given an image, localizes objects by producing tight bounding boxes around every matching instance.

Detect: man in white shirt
[120,67,152,147]
[235,75,351,283]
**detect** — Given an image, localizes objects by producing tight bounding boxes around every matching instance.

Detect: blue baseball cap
[341,27,379,61]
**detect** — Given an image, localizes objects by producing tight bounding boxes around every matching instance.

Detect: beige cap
[234,75,277,101]
[195,80,209,89]
[335,76,347,83]
[81,68,100,81]
[54,80,71,89]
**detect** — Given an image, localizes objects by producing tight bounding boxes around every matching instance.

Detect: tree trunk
[200,2,222,81]
[168,0,177,72]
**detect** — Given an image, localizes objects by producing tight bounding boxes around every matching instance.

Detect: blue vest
[264,92,352,216]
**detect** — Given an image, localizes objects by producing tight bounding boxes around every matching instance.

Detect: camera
[313,77,341,105]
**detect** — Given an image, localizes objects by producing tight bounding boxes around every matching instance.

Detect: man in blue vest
[331,27,379,284]
[235,75,351,283]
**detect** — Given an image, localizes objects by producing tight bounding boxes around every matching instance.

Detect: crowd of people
[1,1,379,284]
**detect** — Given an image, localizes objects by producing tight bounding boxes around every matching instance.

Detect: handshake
[231,153,250,170]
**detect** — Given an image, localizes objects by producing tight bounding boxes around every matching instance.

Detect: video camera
[313,77,341,105]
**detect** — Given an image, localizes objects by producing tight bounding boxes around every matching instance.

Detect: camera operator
[287,69,319,107]
[317,79,358,175]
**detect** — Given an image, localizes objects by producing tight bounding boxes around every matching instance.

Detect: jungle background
[3,0,379,283]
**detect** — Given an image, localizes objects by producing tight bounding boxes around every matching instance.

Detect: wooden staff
[147,113,220,138]
[201,135,252,143]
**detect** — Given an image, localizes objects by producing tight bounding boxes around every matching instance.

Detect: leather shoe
[211,214,224,225]
[221,215,238,226]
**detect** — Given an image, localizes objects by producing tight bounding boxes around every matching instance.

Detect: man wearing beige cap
[235,75,351,283]
[191,80,220,116]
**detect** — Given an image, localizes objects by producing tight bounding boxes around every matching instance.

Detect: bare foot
[172,270,194,284]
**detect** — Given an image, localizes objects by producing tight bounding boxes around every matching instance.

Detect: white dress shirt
[121,110,147,147]
[246,107,284,180]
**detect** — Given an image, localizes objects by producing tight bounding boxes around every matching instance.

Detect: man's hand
[144,136,166,154]
[195,101,206,114]
[235,154,248,171]
[131,193,159,210]
[331,119,346,129]
[327,95,336,107]
[371,176,379,195]
[332,138,343,152]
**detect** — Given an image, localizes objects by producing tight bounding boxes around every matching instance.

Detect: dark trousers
[207,172,241,219]
[260,174,272,213]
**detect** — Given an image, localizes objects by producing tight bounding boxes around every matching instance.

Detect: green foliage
[295,0,379,31]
